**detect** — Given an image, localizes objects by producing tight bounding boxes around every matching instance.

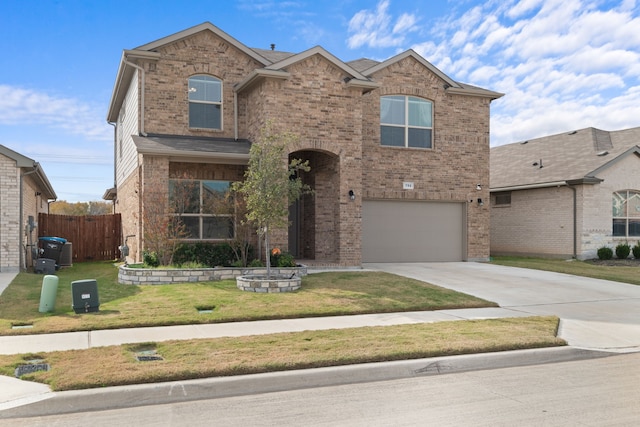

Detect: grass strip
[0,316,564,391]
[491,257,640,286]
[0,264,495,335]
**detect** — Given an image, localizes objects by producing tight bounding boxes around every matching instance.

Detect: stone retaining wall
[236,275,302,293]
[118,265,308,285]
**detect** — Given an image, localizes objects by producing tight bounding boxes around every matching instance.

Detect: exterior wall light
[477,198,484,206]
[348,190,355,200]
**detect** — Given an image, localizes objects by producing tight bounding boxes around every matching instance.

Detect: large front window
[613,190,640,237]
[188,75,222,129]
[380,95,433,148]
[169,179,233,239]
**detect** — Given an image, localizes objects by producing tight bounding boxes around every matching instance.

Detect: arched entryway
[288,150,340,263]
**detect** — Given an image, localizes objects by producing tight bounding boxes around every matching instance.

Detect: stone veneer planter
[236,274,302,293]
[118,265,307,285]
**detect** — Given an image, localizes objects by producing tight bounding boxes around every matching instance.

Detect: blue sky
[1,0,639,202]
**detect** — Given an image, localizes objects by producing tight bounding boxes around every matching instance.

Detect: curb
[0,346,613,419]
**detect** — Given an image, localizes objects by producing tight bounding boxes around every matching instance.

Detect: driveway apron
[365,262,640,353]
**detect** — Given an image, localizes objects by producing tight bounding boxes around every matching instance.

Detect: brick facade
[109,23,500,265]
[0,154,20,272]
[490,127,640,260]
[0,149,55,272]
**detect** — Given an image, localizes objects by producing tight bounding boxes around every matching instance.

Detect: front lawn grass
[0,262,496,335]
[491,256,640,286]
[0,316,564,391]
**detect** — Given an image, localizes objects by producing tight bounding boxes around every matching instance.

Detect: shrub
[270,249,297,267]
[597,246,613,260]
[615,242,631,260]
[143,251,160,267]
[248,258,264,267]
[633,242,640,259]
[277,252,297,267]
[172,242,238,267]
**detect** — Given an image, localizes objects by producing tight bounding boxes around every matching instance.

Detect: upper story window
[612,190,640,237]
[188,75,222,130]
[380,95,433,149]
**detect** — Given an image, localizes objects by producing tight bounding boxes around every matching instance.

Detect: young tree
[232,122,311,277]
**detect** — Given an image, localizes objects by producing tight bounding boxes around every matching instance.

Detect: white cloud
[399,0,640,146]
[347,0,418,49]
[0,85,111,141]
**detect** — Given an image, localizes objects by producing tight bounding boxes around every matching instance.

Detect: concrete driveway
[365,262,640,353]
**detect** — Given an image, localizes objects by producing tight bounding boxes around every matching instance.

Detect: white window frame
[380,95,433,149]
[188,75,223,130]
[612,189,640,237]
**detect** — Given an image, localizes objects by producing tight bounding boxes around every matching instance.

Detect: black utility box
[71,279,100,313]
[34,258,56,275]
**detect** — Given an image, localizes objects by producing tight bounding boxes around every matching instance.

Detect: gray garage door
[362,200,465,262]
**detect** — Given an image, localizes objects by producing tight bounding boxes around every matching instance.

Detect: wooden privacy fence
[38,213,122,263]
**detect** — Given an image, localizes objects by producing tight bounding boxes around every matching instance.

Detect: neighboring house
[105,22,502,266]
[490,126,640,259]
[0,145,57,272]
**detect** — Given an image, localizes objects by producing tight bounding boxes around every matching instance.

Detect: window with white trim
[612,190,640,237]
[188,75,222,129]
[380,95,433,148]
[169,179,234,239]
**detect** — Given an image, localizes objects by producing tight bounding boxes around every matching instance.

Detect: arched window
[188,75,222,129]
[380,95,433,148]
[612,190,640,237]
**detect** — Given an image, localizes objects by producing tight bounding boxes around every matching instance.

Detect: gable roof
[359,50,503,100]
[135,22,271,66]
[236,45,380,93]
[0,145,57,199]
[490,126,640,191]
[108,22,272,122]
[108,22,502,121]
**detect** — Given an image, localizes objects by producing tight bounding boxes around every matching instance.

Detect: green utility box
[71,279,100,314]
[38,275,59,313]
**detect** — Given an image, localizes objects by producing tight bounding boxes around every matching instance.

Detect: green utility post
[38,275,59,313]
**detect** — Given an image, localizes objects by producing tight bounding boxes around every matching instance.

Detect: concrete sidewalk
[2,262,640,414]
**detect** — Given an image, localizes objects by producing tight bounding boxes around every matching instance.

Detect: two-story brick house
[105,22,502,266]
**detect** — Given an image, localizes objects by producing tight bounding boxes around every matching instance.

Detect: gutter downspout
[107,121,116,211]
[123,58,147,137]
[234,91,238,141]
[20,165,40,271]
[568,184,578,259]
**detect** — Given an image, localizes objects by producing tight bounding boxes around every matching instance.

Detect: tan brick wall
[491,155,640,260]
[363,56,493,260]
[22,175,50,268]
[140,31,263,138]
[0,155,52,271]
[119,30,495,265]
[491,186,574,258]
[581,154,640,257]
[242,55,365,264]
[115,165,140,263]
[0,155,20,271]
